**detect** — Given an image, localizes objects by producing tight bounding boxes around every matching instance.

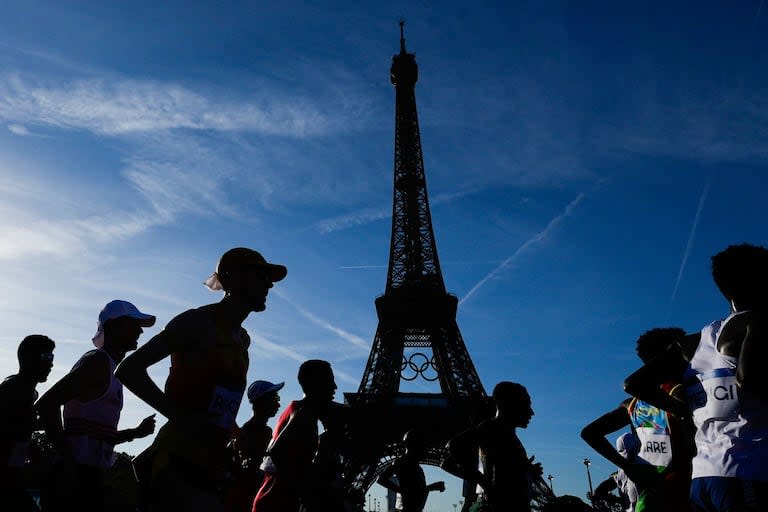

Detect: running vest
[63,349,122,469]
[151,307,249,470]
[683,312,768,480]
[628,394,674,469]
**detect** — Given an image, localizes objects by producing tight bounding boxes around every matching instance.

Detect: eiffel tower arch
[340,23,493,506]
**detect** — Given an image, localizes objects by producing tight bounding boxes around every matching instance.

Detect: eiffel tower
[341,22,491,504]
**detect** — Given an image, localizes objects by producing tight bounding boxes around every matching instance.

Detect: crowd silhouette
[0,242,766,512]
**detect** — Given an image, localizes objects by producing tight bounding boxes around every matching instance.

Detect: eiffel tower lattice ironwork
[340,23,491,503]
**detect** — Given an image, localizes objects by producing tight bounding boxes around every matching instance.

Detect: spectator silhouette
[446,381,540,512]
[253,359,337,512]
[377,428,445,512]
[625,243,768,511]
[0,334,55,512]
[582,327,693,511]
[224,379,284,512]
[36,300,157,512]
[115,247,286,512]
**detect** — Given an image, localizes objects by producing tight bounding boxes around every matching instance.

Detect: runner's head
[18,334,55,383]
[298,359,336,403]
[205,247,287,312]
[635,327,686,364]
[493,381,533,427]
[711,243,768,311]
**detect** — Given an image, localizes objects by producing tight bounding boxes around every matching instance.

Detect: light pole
[583,458,593,498]
[547,474,554,494]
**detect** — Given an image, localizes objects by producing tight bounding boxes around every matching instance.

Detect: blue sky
[1,1,766,509]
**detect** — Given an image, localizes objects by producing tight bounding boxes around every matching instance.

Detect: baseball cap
[92,300,156,348]
[247,380,285,402]
[204,247,287,291]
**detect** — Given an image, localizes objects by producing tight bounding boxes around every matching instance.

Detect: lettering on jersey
[635,430,673,467]
[644,441,668,454]
[686,370,740,422]
[713,384,737,401]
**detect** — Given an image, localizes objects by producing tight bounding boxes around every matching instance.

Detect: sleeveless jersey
[683,312,768,480]
[151,306,249,472]
[63,348,122,469]
[628,395,674,468]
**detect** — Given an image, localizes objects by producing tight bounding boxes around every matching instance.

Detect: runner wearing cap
[224,380,284,512]
[0,334,55,512]
[115,247,286,512]
[253,359,338,512]
[35,300,157,512]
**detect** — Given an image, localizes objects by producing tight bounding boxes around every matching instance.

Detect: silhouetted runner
[224,379,284,512]
[582,327,693,511]
[446,381,541,512]
[115,247,286,512]
[0,334,55,512]
[36,300,157,512]
[625,243,768,512]
[377,428,445,512]
[253,359,337,512]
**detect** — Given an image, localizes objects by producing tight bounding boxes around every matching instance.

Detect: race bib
[687,369,740,423]
[636,430,673,467]
[207,385,244,430]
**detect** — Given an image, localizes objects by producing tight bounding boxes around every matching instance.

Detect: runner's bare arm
[580,402,632,470]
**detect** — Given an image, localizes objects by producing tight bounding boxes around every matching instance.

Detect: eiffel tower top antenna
[399,19,406,53]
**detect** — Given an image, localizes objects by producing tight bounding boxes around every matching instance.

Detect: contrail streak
[273,289,369,349]
[459,193,585,306]
[669,171,715,305]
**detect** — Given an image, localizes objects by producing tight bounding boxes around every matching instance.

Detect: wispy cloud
[0,211,160,261]
[669,171,715,305]
[249,331,309,362]
[459,193,585,305]
[0,71,371,138]
[7,123,30,135]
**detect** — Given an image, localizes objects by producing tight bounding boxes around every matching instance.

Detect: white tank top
[63,349,123,469]
[683,312,768,480]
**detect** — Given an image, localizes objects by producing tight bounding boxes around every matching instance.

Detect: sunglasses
[39,352,54,362]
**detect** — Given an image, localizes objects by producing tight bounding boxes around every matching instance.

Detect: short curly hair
[711,243,768,304]
[635,327,686,363]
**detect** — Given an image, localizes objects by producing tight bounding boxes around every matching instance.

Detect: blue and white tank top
[63,348,123,469]
[683,312,768,480]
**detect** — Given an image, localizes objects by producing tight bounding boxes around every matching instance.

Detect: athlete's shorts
[690,476,768,512]
[635,469,689,512]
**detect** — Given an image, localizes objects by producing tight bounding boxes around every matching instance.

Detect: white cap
[92,300,156,348]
